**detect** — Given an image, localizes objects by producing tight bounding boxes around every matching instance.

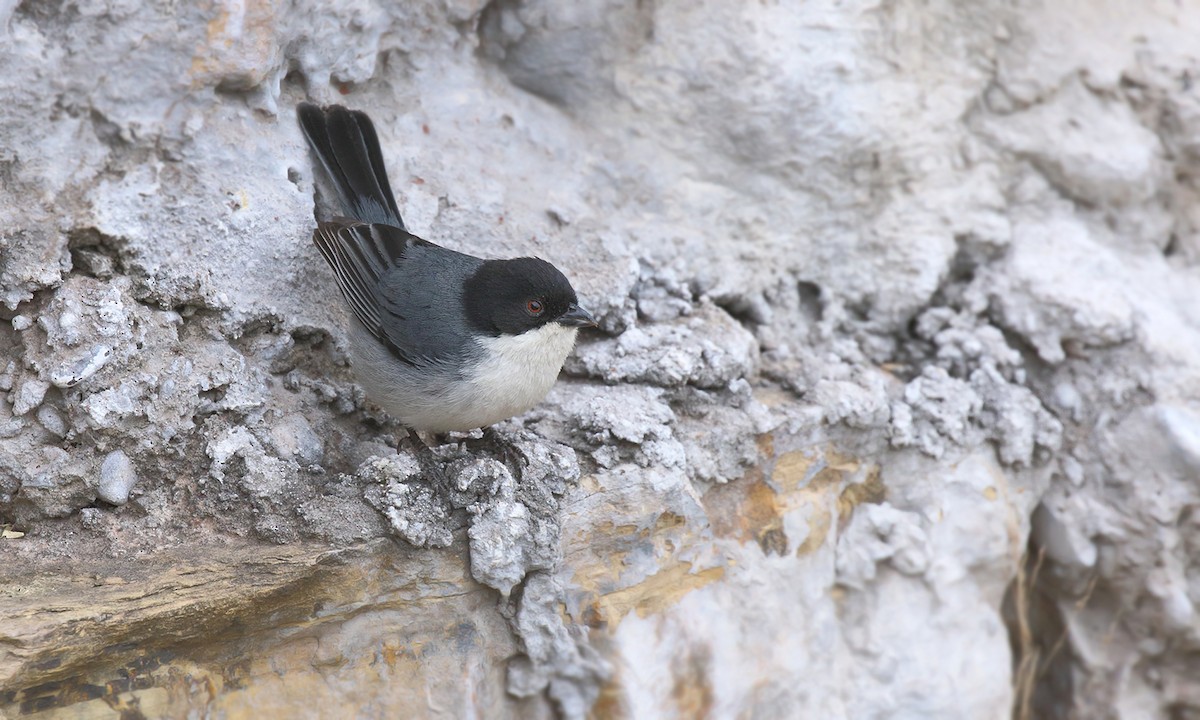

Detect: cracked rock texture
[2,1,1199,718]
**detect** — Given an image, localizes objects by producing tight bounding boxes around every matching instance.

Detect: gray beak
[558,303,597,328]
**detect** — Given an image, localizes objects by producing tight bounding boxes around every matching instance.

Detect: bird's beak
[558,303,597,328]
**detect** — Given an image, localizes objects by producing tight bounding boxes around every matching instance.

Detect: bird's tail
[296,102,405,228]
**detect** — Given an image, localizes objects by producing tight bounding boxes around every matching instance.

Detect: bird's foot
[401,430,448,485]
[483,426,528,481]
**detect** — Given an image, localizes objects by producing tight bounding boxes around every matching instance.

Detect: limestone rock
[97,449,138,506]
[2,0,1199,718]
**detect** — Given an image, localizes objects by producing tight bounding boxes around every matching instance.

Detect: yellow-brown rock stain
[572,510,689,588]
[670,643,715,719]
[704,441,885,558]
[189,0,281,90]
[582,562,726,626]
[588,636,717,719]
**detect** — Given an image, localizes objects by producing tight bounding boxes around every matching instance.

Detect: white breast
[454,322,580,428]
[348,321,578,433]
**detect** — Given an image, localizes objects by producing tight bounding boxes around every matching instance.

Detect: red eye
[526,299,544,315]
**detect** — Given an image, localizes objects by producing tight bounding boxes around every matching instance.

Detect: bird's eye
[526,299,544,315]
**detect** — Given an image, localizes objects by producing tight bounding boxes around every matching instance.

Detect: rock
[361,453,454,549]
[35,405,67,438]
[467,477,531,595]
[835,503,932,589]
[49,344,114,388]
[267,413,325,464]
[97,450,138,506]
[566,303,760,389]
[1,0,1199,717]
[11,378,49,416]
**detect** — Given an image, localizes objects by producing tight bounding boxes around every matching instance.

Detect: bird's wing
[313,219,438,366]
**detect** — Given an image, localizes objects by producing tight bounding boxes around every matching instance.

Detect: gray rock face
[2,0,1199,718]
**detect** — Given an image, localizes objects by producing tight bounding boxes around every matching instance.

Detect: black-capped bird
[296,103,595,440]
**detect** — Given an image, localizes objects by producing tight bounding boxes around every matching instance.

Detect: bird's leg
[400,429,447,484]
[483,426,528,481]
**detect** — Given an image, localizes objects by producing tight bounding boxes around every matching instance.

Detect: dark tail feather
[297,102,405,228]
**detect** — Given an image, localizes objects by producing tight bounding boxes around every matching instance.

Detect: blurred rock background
[2,0,1199,718]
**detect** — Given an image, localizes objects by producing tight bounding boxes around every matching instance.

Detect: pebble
[0,419,24,438]
[36,405,67,438]
[51,344,113,388]
[0,360,14,391]
[80,507,102,529]
[12,378,50,415]
[268,414,325,464]
[98,449,138,505]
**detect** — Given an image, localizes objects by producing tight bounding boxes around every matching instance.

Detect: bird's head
[463,257,596,336]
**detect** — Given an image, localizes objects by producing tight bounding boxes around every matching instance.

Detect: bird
[295,102,595,449]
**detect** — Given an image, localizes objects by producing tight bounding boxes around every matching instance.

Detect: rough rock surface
[2,0,1199,718]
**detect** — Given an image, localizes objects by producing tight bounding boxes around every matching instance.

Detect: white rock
[36,405,67,438]
[50,344,113,388]
[12,378,49,416]
[98,449,138,505]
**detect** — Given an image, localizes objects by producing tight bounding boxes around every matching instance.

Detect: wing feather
[313,220,427,365]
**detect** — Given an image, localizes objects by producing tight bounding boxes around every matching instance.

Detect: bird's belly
[349,322,578,433]
[452,323,579,429]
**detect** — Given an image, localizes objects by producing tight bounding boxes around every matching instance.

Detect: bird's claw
[483,427,527,482]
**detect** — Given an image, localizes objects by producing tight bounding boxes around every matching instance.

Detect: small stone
[98,449,138,505]
[1032,503,1097,569]
[36,405,67,438]
[0,419,24,438]
[12,378,50,415]
[80,507,103,528]
[73,247,115,278]
[11,314,32,331]
[268,414,324,464]
[50,344,113,388]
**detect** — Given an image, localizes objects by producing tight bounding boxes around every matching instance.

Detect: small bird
[296,102,595,437]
